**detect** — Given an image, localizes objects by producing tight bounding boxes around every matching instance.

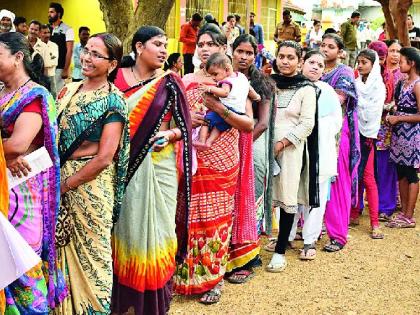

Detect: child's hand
[198,83,211,94]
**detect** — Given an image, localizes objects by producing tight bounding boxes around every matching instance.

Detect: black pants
[183,53,194,75]
[274,208,295,254]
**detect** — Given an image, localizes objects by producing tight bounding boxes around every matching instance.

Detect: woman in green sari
[54,33,129,315]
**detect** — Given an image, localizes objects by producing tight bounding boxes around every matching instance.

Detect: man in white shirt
[40,24,59,98]
[0,9,15,33]
[28,21,47,61]
[223,15,240,56]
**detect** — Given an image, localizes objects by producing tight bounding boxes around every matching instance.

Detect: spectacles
[81,47,113,60]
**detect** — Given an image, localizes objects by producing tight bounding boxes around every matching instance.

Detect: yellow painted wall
[0,0,106,38]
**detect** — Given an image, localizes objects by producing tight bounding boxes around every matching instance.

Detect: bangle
[279,139,286,149]
[222,107,231,119]
[64,178,75,191]
[168,129,177,141]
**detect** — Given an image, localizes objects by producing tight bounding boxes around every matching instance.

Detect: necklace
[0,78,31,111]
[131,66,157,83]
[323,63,338,75]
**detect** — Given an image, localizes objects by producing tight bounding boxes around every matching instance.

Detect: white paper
[0,213,41,289]
[7,147,53,189]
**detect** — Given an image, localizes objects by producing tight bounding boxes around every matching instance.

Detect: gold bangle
[222,107,231,119]
[64,178,75,191]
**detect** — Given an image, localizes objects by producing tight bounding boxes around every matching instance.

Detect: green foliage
[370,16,385,31]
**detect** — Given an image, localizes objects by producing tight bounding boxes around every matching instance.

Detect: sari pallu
[112,71,192,315]
[321,64,360,246]
[0,82,67,312]
[173,81,239,295]
[55,82,129,315]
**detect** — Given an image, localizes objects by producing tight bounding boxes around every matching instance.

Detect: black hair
[235,14,241,22]
[192,13,203,22]
[313,19,321,26]
[272,40,302,73]
[351,11,361,19]
[205,52,230,71]
[121,25,166,68]
[385,39,400,47]
[400,47,420,74]
[29,20,41,28]
[283,10,291,16]
[197,23,227,46]
[78,26,90,35]
[408,14,414,22]
[40,24,51,31]
[324,27,336,34]
[303,49,325,62]
[227,15,235,21]
[49,2,64,18]
[163,52,181,71]
[250,12,256,16]
[322,33,345,50]
[90,32,123,81]
[357,48,376,64]
[232,34,274,101]
[0,32,48,88]
[13,16,26,26]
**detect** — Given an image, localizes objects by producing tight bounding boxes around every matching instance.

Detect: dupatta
[321,64,360,207]
[0,82,66,308]
[124,71,192,261]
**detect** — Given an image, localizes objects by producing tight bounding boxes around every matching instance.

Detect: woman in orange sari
[173,24,254,305]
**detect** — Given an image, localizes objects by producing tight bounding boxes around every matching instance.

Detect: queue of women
[0,21,418,314]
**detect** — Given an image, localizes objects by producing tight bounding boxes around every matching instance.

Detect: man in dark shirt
[48,2,74,91]
[274,10,301,44]
[340,11,361,67]
[407,14,420,39]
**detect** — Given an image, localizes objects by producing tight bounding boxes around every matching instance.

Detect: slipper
[226,269,255,284]
[264,238,277,252]
[199,281,223,305]
[323,239,344,252]
[378,213,391,222]
[371,227,384,239]
[386,215,416,228]
[300,244,316,260]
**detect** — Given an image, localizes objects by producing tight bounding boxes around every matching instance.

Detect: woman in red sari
[173,24,254,305]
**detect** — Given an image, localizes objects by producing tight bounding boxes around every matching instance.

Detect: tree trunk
[390,0,413,47]
[375,0,397,39]
[98,0,176,53]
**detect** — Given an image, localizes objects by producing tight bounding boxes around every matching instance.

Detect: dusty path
[170,204,420,315]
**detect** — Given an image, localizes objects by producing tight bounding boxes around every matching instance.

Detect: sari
[112,71,192,315]
[173,77,240,295]
[0,136,7,215]
[0,82,67,313]
[321,64,360,246]
[54,82,129,315]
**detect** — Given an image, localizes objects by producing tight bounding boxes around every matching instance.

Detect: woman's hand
[150,130,173,152]
[386,115,400,126]
[191,111,207,128]
[202,93,222,111]
[274,141,285,157]
[7,156,31,178]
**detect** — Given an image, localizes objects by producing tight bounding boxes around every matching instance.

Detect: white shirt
[219,72,249,113]
[43,40,59,77]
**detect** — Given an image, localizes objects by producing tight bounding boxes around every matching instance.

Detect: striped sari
[112,71,192,315]
[0,82,67,313]
[54,82,129,315]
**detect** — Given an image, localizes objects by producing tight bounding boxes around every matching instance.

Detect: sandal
[300,244,316,260]
[264,238,277,252]
[226,269,255,284]
[385,215,416,228]
[294,231,303,241]
[199,280,223,305]
[371,227,384,239]
[378,213,391,222]
[323,239,344,252]
[265,254,287,273]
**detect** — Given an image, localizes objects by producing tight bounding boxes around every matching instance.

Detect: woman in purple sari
[320,33,360,252]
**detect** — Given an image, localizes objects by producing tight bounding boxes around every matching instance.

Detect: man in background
[72,26,90,82]
[48,2,74,91]
[180,13,202,75]
[235,14,245,35]
[40,24,59,98]
[13,16,28,35]
[250,12,264,45]
[274,10,301,44]
[0,9,15,33]
[223,14,240,56]
[340,11,361,67]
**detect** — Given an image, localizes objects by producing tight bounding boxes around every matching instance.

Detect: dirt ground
[170,201,420,315]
